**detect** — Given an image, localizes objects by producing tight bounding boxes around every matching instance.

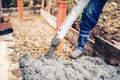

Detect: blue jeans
[77,0,107,49]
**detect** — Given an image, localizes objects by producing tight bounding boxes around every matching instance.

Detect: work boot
[70,48,84,59]
[70,30,89,59]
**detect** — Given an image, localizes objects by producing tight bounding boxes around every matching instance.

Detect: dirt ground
[89,1,120,48]
[8,0,120,80]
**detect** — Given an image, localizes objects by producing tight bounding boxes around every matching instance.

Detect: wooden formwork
[40,9,120,66]
[94,36,120,66]
[0,34,14,80]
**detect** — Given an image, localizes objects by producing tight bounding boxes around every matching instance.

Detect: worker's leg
[70,0,107,59]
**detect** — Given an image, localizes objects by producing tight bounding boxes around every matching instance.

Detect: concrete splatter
[19,53,120,80]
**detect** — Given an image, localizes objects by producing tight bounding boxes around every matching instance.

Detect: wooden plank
[0,60,9,80]
[66,28,79,45]
[41,9,56,29]
[0,33,13,41]
[94,36,120,59]
[0,41,7,60]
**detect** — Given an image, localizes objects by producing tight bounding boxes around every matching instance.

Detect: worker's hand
[75,0,79,4]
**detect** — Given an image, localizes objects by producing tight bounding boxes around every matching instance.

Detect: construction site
[0,0,120,80]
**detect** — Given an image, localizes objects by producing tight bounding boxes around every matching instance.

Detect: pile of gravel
[19,53,120,80]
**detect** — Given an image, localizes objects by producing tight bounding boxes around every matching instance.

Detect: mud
[19,53,120,80]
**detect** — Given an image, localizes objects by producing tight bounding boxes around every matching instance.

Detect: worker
[70,0,107,59]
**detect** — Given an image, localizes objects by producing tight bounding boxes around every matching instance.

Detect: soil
[72,1,120,48]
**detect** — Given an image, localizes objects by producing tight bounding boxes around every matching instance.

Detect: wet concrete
[19,53,120,80]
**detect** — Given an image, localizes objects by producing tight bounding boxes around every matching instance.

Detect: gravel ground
[9,15,74,80]
[11,15,73,59]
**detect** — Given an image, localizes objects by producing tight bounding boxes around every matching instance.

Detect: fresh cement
[19,53,120,80]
